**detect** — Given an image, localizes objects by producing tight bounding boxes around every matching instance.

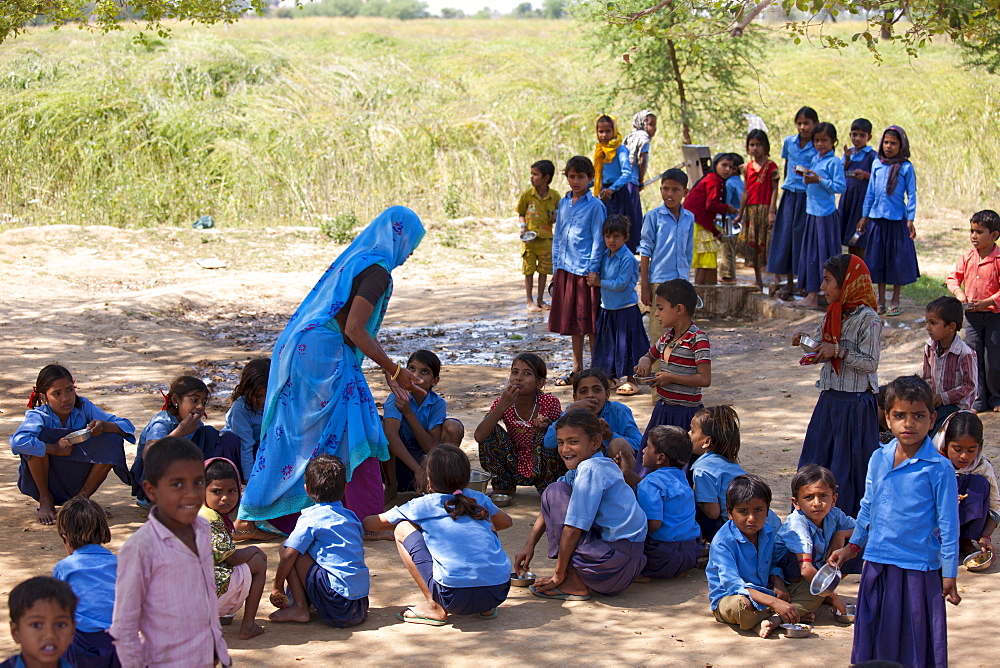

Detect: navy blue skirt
[605,184,644,254]
[642,536,700,578]
[958,473,991,541]
[839,180,870,247]
[130,427,240,502]
[593,305,649,379]
[63,629,120,668]
[798,211,842,293]
[402,531,509,615]
[305,563,369,628]
[798,390,878,518]
[637,401,702,478]
[866,218,920,285]
[19,429,131,506]
[767,189,807,275]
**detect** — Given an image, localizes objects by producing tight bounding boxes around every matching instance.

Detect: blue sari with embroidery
[238,207,425,521]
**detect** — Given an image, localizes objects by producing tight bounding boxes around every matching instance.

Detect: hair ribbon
[453,490,463,496]
[159,389,171,411]
[26,389,39,409]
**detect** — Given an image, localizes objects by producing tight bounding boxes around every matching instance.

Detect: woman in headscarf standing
[793,254,882,518]
[622,110,657,253]
[236,206,426,538]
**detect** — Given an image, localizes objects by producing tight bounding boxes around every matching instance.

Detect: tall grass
[0,18,998,228]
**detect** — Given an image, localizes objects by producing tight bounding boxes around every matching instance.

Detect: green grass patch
[901,274,950,304]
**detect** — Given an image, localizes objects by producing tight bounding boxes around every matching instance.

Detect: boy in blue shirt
[270,455,370,628]
[707,474,824,638]
[2,576,76,668]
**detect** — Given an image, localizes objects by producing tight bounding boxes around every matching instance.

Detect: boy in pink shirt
[111,437,231,668]
[947,209,1000,413]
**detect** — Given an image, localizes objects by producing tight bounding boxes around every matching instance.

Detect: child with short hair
[199,458,267,640]
[737,129,779,291]
[364,444,512,624]
[707,474,824,638]
[11,364,134,525]
[799,122,847,309]
[635,425,701,579]
[223,358,269,481]
[515,409,647,600]
[922,295,978,432]
[111,437,230,668]
[829,375,960,667]
[588,214,648,396]
[720,153,745,284]
[549,155,607,379]
[53,498,118,668]
[517,159,559,312]
[838,118,875,258]
[684,154,737,286]
[689,405,746,541]
[2,576,77,668]
[946,209,1000,413]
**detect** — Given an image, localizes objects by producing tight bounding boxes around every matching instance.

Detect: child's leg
[25,454,56,524]
[525,274,541,311]
[238,547,267,639]
[536,481,589,596]
[785,578,824,622]
[713,594,773,633]
[394,521,448,621]
[78,463,114,499]
[877,283,887,308]
[269,553,314,623]
[890,284,902,308]
[440,418,465,446]
[536,273,549,309]
[570,334,584,373]
[965,312,989,412]
[982,313,1000,410]
[478,426,518,494]
[381,457,399,502]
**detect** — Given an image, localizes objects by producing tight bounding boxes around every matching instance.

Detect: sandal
[615,382,639,396]
[554,374,572,387]
[775,285,793,301]
[232,527,283,542]
[886,305,903,317]
[396,607,447,626]
[478,607,499,620]
[877,304,887,315]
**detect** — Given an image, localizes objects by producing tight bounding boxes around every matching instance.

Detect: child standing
[53,498,119,668]
[795,254,881,517]
[593,115,638,229]
[799,122,847,309]
[475,353,564,495]
[549,155,607,379]
[689,406,746,541]
[684,154,736,286]
[838,119,875,258]
[829,375,959,668]
[720,153,745,284]
[269,455,369,628]
[222,358,269,482]
[11,364,134,525]
[363,444,512,625]
[857,125,919,316]
[768,106,819,301]
[588,214,648,396]
[111,437,230,668]
[707,475,824,638]
[514,409,647,600]
[922,296,978,432]
[2,577,76,668]
[623,110,658,251]
[517,159,559,312]
[946,209,1000,413]
[737,130,779,290]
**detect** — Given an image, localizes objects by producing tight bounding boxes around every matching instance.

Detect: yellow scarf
[592,115,622,196]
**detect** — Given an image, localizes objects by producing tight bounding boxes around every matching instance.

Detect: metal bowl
[810,563,842,596]
[65,428,91,444]
[781,623,812,638]
[519,230,538,242]
[468,469,491,494]
[964,549,995,572]
[833,604,856,624]
[798,335,820,352]
[491,494,512,507]
[510,571,536,587]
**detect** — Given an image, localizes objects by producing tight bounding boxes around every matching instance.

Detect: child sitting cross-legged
[707,474,824,638]
[1,576,77,668]
[269,455,370,628]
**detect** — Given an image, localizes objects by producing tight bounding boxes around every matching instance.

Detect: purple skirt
[593,305,649,379]
[958,473,991,541]
[798,211,842,293]
[604,184,644,254]
[642,536,701,578]
[636,401,702,478]
[767,189,807,276]
[19,429,130,506]
[548,270,599,336]
[852,561,948,667]
[866,217,920,286]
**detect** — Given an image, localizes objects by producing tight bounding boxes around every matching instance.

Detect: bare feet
[36,501,57,525]
[269,607,310,623]
[538,300,550,310]
[526,301,543,312]
[364,530,394,541]
[758,615,782,638]
[800,612,815,623]
[238,622,266,639]
[994,405,1000,413]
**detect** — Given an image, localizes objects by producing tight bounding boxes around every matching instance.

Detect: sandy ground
[1,218,998,666]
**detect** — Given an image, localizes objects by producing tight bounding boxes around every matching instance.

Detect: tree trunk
[880,9,893,39]
[666,38,693,144]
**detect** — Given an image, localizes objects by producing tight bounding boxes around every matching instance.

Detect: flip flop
[877,304,887,315]
[886,306,903,317]
[615,382,639,396]
[395,607,447,626]
[529,585,591,601]
[553,374,572,387]
[478,607,499,620]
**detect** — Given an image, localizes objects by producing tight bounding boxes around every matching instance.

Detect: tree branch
[627,0,673,21]
[730,0,774,37]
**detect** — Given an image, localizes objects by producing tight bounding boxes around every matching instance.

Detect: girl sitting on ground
[689,405,746,542]
[223,358,270,482]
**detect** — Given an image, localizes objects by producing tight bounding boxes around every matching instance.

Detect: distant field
[0,17,997,228]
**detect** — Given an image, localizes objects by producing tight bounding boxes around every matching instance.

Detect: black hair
[602,214,631,237]
[711,152,733,176]
[971,209,1000,235]
[554,407,603,440]
[408,349,441,378]
[791,464,838,497]
[9,576,77,625]
[531,159,555,182]
[143,436,205,485]
[564,155,595,179]
[812,121,837,143]
[304,454,347,503]
[661,168,688,188]
[31,364,83,410]
[571,367,611,394]
[727,152,745,169]
[883,374,935,416]
[655,278,698,315]
[876,383,889,410]
[424,444,489,521]
[165,375,209,416]
[726,474,772,513]
[56,497,111,551]
[943,411,984,447]
[794,106,819,124]
[850,118,873,135]
[926,296,964,332]
[596,114,615,131]
[822,254,852,288]
[205,458,240,485]
[646,425,692,468]
[231,358,269,410]
[746,129,770,156]
[692,405,741,462]
[512,352,547,381]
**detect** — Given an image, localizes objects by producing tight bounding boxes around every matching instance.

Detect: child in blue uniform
[720,153,745,283]
[364,444,512,624]
[830,375,959,667]
[593,115,637,230]
[839,118,875,258]
[689,405,746,541]
[799,122,847,309]
[1,577,76,668]
[223,358,269,481]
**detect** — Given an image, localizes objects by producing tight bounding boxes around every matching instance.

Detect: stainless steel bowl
[798,335,820,352]
[65,428,91,444]
[834,604,856,624]
[491,494,512,507]
[964,549,994,572]
[468,469,491,494]
[781,623,812,638]
[810,563,843,596]
[510,572,536,587]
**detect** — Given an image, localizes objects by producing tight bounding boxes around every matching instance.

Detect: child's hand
[768,209,777,226]
[586,272,600,287]
[599,188,613,201]
[569,397,599,414]
[798,561,818,581]
[634,357,652,378]
[978,535,995,554]
[640,284,652,308]
[827,546,855,568]
[176,411,202,437]
[86,419,106,437]
[853,169,870,181]
[726,205,738,215]
[512,549,533,575]
[856,217,868,233]
[814,342,838,362]
[907,220,917,240]
[942,577,961,606]
[270,589,290,609]
[771,599,799,624]
[598,418,613,442]
[497,382,519,411]
[533,415,552,431]
[54,438,74,456]
[802,170,819,184]
[649,371,672,388]
[791,332,807,347]
[969,299,994,312]
[394,390,414,415]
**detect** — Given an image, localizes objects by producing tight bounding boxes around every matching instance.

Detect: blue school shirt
[137,411,204,452]
[780,135,817,192]
[598,248,639,310]
[0,656,72,668]
[805,151,847,217]
[284,502,369,599]
[381,389,447,444]
[383,490,510,588]
[10,398,136,458]
[846,145,875,168]
[850,437,959,577]
[600,144,634,192]
[777,507,856,561]
[52,544,116,633]
[561,453,647,543]
[725,175,744,211]
[638,204,695,283]
[223,396,262,479]
[629,144,650,186]
[542,401,643,453]
[862,160,917,221]
[637,467,700,542]
[691,452,747,509]
[706,520,787,610]
[552,191,607,276]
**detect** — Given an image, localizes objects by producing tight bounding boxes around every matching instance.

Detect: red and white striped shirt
[650,323,711,406]
[922,335,978,410]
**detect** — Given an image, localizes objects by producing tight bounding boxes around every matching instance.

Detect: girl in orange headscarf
[792,254,882,519]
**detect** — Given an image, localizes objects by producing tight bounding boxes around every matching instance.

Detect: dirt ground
[1,215,997,666]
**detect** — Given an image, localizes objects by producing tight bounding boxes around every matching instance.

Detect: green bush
[320,211,361,242]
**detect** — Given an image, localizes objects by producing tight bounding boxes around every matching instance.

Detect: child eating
[2,576,77,668]
[517,159,558,312]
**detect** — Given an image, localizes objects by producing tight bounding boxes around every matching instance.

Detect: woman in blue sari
[236,206,425,537]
